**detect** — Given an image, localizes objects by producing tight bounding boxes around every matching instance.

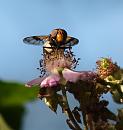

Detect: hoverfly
[23,28,79,53]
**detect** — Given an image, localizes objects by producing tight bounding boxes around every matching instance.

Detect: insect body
[23,28,79,52]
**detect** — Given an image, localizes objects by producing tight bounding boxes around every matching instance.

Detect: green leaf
[0,106,24,130]
[0,115,13,130]
[0,80,39,107]
[0,80,39,130]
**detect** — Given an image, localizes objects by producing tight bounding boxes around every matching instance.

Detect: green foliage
[0,80,38,107]
[0,115,13,130]
[0,80,39,130]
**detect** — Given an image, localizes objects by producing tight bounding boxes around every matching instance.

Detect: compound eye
[56,33,63,43]
[57,29,67,43]
[50,29,58,38]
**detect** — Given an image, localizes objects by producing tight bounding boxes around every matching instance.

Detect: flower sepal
[43,93,64,113]
[44,96,59,113]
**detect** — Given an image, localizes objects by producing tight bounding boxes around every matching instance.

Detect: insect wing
[23,35,49,45]
[65,36,79,46]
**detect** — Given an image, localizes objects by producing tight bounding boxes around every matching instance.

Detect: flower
[25,46,97,100]
[26,46,98,91]
[26,74,60,88]
[96,58,119,79]
[26,68,97,88]
[40,48,79,74]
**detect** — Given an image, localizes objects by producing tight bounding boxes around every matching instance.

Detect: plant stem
[58,69,82,130]
[61,86,82,130]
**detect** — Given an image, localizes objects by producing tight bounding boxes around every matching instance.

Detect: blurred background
[0,0,123,130]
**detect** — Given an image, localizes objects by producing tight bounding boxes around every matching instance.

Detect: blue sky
[0,0,123,82]
[0,0,123,130]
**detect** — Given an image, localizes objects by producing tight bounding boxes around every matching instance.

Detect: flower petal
[62,68,82,83]
[41,74,60,88]
[62,68,97,83]
[80,71,97,81]
[25,77,46,87]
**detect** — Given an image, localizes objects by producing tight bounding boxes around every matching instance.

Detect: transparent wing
[23,35,49,45]
[65,36,79,46]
